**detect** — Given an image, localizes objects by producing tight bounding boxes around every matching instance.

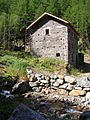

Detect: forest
[0,0,90,51]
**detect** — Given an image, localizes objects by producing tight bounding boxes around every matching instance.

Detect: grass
[0,49,66,81]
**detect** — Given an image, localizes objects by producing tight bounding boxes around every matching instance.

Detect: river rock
[79,110,90,120]
[8,104,46,120]
[12,80,31,94]
[64,76,76,84]
[56,89,68,95]
[69,90,86,96]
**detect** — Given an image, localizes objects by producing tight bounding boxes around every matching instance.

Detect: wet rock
[8,104,46,120]
[79,111,90,120]
[64,76,76,84]
[69,90,86,96]
[56,89,68,95]
[12,80,31,94]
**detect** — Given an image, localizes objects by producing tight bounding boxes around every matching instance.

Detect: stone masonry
[25,13,79,67]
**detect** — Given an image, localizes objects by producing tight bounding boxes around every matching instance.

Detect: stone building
[25,12,79,67]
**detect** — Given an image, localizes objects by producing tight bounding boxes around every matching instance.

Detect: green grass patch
[0,49,80,80]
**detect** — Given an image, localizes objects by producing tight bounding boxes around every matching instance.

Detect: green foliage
[0,50,66,79]
[70,68,80,76]
[0,0,90,50]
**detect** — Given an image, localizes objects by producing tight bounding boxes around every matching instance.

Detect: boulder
[79,111,90,120]
[8,104,46,120]
[69,90,86,96]
[64,76,76,84]
[12,80,31,94]
[86,92,90,101]
[77,76,90,87]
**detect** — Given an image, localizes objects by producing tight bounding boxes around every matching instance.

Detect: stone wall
[26,68,90,100]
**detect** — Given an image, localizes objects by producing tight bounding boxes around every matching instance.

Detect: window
[56,53,60,57]
[45,29,49,35]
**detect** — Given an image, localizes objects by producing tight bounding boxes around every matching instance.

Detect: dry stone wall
[26,68,90,101]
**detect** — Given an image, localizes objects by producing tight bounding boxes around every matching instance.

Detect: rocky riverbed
[0,68,90,120]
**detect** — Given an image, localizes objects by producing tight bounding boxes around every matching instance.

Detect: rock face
[79,111,90,120]
[8,104,46,120]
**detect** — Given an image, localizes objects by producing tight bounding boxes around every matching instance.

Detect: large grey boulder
[12,80,31,94]
[79,111,90,120]
[8,103,46,120]
[77,77,90,87]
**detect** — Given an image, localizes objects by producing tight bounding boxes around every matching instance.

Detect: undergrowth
[0,49,79,80]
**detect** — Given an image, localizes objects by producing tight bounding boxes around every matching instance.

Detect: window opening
[46,29,49,35]
[56,53,60,57]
